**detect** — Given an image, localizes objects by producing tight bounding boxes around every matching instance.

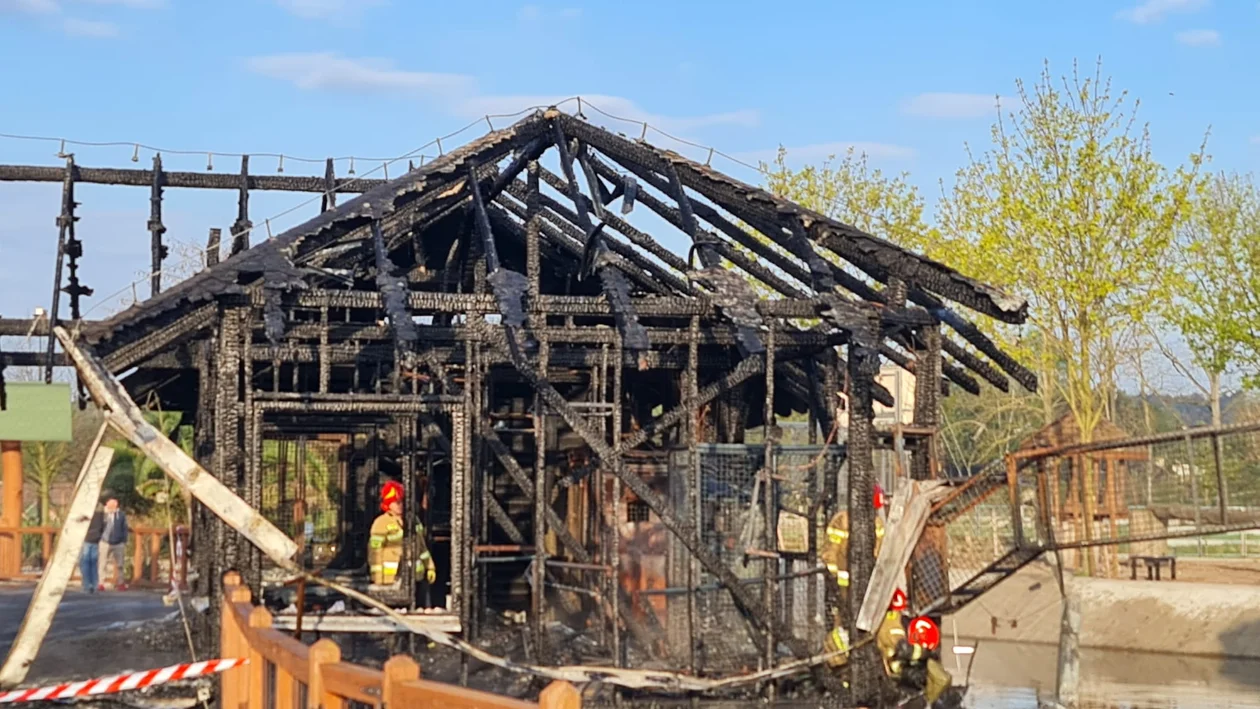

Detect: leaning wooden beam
[856,480,951,632]
[0,426,112,690]
[0,163,390,193]
[547,118,649,351]
[53,326,299,565]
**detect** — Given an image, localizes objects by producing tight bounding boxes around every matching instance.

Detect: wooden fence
[0,525,181,585]
[220,574,580,709]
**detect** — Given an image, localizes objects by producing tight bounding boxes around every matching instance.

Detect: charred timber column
[231,156,252,255]
[148,154,167,297]
[531,337,550,659]
[846,317,882,701]
[911,324,942,480]
[761,325,778,696]
[0,442,21,577]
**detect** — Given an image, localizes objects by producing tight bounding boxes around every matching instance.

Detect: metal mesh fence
[1023,423,1260,576]
[259,437,345,568]
[664,443,845,672]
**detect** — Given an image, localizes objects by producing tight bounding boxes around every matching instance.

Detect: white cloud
[245,53,760,137]
[275,0,383,20]
[1250,136,1260,145]
[1175,28,1221,46]
[736,142,917,166]
[245,53,471,94]
[62,16,117,35]
[901,92,1008,119]
[1116,0,1208,24]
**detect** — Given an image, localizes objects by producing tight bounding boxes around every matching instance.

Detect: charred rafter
[468,163,530,328]
[548,119,649,351]
[371,219,419,353]
[559,113,1028,325]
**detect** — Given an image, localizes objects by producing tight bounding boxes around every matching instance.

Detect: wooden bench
[1129,555,1176,581]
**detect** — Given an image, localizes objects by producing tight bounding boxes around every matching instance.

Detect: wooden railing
[220,574,580,709]
[0,526,180,585]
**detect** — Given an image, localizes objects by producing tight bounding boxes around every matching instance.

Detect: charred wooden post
[761,324,778,696]
[911,325,942,480]
[846,315,882,702]
[148,154,168,296]
[318,305,330,393]
[231,156,252,255]
[215,307,246,588]
[321,158,337,213]
[468,165,529,328]
[46,157,74,383]
[686,316,700,672]
[206,228,221,268]
[610,333,624,671]
[525,161,542,327]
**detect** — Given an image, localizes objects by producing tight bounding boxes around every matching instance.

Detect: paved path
[0,586,173,649]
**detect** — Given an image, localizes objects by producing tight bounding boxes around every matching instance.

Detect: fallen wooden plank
[270,612,461,634]
[53,326,299,566]
[857,480,950,632]
[0,425,112,689]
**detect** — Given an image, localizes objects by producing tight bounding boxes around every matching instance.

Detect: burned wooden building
[0,109,1034,688]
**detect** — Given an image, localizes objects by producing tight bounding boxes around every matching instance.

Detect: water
[955,641,1260,708]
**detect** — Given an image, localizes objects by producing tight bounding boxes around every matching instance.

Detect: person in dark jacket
[99,496,128,591]
[80,506,104,593]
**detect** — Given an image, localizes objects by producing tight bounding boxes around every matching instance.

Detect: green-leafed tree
[937,59,1206,445]
[106,411,193,526]
[1159,172,1260,423]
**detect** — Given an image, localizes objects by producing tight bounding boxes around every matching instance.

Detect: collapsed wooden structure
[0,109,1034,697]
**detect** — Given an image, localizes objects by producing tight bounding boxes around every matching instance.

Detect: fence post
[131,532,144,584]
[381,656,420,709]
[247,605,272,709]
[221,573,246,709]
[307,639,341,709]
[149,532,161,584]
[539,681,582,709]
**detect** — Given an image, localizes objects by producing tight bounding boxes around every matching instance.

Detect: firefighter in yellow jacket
[369,481,436,586]
[821,485,888,667]
[877,590,959,708]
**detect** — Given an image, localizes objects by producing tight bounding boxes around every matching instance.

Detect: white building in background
[836,363,916,429]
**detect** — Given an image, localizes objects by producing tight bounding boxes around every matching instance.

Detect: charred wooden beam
[560,114,1028,325]
[321,158,337,213]
[548,120,649,351]
[95,114,548,340]
[911,325,942,480]
[371,220,419,355]
[99,304,217,372]
[588,157,810,298]
[620,352,767,451]
[0,163,389,193]
[490,199,667,296]
[469,164,530,328]
[486,494,526,545]
[206,228,221,268]
[46,157,74,382]
[845,315,882,701]
[525,161,542,322]
[231,156,252,255]
[485,135,551,202]
[506,177,690,295]
[930,301,1035,392]
[148,154,168,297]
[940,337,1007,393]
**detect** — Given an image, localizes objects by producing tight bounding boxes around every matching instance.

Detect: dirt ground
[1162,557,1260,585]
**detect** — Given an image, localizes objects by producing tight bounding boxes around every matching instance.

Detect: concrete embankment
[946,557,1260,659]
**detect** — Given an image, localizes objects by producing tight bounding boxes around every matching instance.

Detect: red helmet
[873,484,887,510]
[907,616,941,651]
[380,481,404,512]
[889,588,908,613]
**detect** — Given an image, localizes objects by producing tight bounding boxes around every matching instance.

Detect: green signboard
[0,383,73,442]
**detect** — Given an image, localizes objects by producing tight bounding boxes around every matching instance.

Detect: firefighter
[877,593,962,708]
[821,484,887,593]
[369,481,436,586]
[821,485,888,668]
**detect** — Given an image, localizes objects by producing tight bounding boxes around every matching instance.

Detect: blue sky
[0,0,1257,379]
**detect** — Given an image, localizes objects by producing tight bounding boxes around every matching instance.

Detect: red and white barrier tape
[0,658,248,704]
